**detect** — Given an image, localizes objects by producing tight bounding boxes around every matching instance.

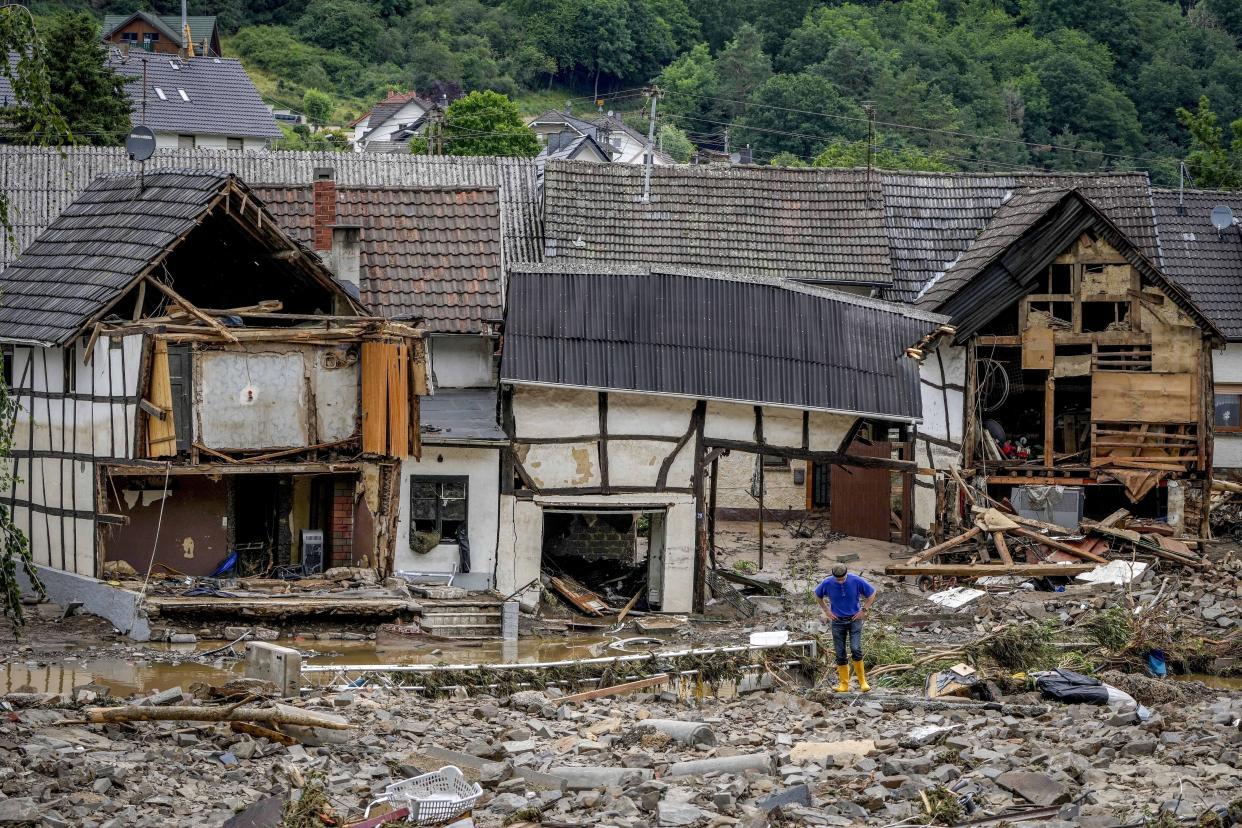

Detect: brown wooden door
[830,440,892,541]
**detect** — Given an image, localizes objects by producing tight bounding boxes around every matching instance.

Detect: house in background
[102,12,221,57]
[109,51,281,150]
[257,168,506,590]
[0,169,428,638]
[529,107,674,165]
[351,91,434,153]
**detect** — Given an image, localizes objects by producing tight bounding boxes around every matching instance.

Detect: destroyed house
[256,170,506,590]
[539,161,1224,540]
[0,169,427,636]
[917,187,1222,534]
[496,265,947,612]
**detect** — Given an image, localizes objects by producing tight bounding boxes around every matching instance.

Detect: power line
[662,89,1183,170]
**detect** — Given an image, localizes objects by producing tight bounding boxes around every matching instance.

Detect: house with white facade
[529,107,674,165]
[350,91,434,153]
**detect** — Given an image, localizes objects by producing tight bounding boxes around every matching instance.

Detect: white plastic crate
[364,766,482,826]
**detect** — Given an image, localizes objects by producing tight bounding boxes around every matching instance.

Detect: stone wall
[552,514,636,563]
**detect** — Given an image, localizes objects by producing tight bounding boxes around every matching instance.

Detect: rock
[0,798,40,824]
[789,739,874,763]
[1121,740,1157,757]
[487,793,530,815]
[657,800,704,826]
[169,633,197,644]
[995,771,1070,806]
[899,725,957,748]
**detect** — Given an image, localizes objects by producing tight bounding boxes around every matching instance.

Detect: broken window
[410,476,468,547]
[1215,386,1242,432]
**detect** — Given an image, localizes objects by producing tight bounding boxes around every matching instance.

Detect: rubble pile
[2,677,1240,827]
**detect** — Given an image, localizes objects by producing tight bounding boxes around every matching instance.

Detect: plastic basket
[364,766,483,825]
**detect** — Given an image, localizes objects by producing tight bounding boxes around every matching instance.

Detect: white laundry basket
[364,765,482,825]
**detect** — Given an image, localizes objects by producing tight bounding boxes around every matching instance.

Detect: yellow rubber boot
[833,664,851,692]
[853,660,871,693]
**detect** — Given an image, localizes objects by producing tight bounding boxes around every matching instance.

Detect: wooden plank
[549,576,611,616]
[1011,527,1108,563]
[907,526,982,565]
[983,476,1098,486]
[992,531,1013,565]
[360,341,388,454]
[1091,372,1194,424]
[142,275,240,344]
[1022,322,1054,370]
[386,342,409,457]
[560,674,671,703]
[144,339,177,458]
[1097,509,1130,529]
[1044,373,1055,469]
[885,563,1094,577]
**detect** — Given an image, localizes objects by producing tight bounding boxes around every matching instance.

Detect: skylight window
[154,87,166,100]
[178,89,190,102]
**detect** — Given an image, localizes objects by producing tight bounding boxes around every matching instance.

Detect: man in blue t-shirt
[814,564,877,692]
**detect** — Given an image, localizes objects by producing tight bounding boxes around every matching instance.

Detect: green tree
[714,23,771,120]
[442,90,540,156]
[656,43,719,130]
[296,0,383,60]
[274,123,351,151]
[737,73,867,158]
[812,139,953,172]
[767,150,807,167]
[24,12,130,146]
[1176,96,1242,189]
[0,6,68,629]
[658,122,694,162]
[301,88,333,126]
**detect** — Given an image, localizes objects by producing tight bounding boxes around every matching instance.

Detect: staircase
[416,597,504,639]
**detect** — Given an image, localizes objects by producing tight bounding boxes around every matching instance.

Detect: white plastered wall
[8,334,142,576]
[393,445,499,591]
[1214,344,1242,468]
[430,335,495,389]
[912,343,967,533]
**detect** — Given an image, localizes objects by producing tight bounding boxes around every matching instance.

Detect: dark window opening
[62,348,76,393]
[410,475,468,546]
[120,31,137,43]
[1047,263,1073,294]
[1,345,12,388]
[1081,301,1130,333]
[761,454,789,468]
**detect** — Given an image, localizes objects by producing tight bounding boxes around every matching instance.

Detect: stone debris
[0,675,1238,828]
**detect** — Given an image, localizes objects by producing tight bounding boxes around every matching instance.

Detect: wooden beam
[907,526,981,564]
[1044,373,1055,469]
[703,438,915,472]
[143,275,240,344]
[1011,527,1108,563]
[992,531,1013,565]
[560,674,671,703]
[885,563,1094,577]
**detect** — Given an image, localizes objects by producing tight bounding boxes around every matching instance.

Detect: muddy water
[1173,673,1242,690]
[0,635,622,696]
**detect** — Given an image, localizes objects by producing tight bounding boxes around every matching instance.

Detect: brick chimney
[312,166,336,251]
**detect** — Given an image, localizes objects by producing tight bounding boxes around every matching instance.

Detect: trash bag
[1033,668,1110,705]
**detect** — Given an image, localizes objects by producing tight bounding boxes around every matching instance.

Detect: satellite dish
[1211,204,1235,233]
[125,126,156,162]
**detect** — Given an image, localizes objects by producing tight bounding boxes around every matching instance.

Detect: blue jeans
[831,618,863,666]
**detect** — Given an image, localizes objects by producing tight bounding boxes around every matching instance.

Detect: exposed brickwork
[312,177,337,251]
[554,514,635,562]
[331,479,354,566]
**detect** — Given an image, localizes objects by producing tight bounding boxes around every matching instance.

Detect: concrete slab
[16,564,150,641]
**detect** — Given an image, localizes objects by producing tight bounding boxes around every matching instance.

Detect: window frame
[1215,384,1242,433]
[409,475,469,546]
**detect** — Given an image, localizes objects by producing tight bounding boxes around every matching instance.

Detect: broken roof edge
[508,262,951,326]
[501,378,922,424]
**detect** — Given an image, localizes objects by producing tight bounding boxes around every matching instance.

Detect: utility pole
[723,126,730,157]
[641,86,660,203]
[863,100,876,204]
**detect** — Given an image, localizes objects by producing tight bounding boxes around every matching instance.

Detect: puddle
[1173,673,1242,690]
[303,636,613,668]
[0,657,242,696]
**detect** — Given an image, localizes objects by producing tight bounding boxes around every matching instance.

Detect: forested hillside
[39,0,1242,183]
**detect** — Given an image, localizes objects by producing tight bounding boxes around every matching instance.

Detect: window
[761,454,789,468]
[177,134,195,149]
[1,345,12,389]
[1215,385,1242,432]
[178,89,190,102]
[154,87,166,100]
[120,31,137,44]
[227,137,244,151]
[410,476,468,546]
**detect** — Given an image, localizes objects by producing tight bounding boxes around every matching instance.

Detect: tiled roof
[255,185,503,333]
[421,388,505,443]
[541,162,892,285]
[109,52,281,139]
[917,188,1072,308]
[0,170,229,345]
[359,91,432,136]
[880,171,1160,301]
[102,13,218,49]
[502,264,946,419]
[1151,189,1242,340]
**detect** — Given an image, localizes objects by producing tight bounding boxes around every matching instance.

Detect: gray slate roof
[421,388,505,443]
[502,264,946,420]
[917,188,1072,308]
[0,169,232,345]
[109,52,281,139]
[880,172,1160,301]
[1151,188,1242,340]
[542,162,892,286]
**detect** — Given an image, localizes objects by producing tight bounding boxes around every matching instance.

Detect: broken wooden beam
[885,563,1095,578]
[1010,527,1108,564]
[143,275,241,344]
[907,526,982,565]
[85,702,352,729]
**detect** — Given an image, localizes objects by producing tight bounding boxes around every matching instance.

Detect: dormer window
[154,87,166,100]
[178,89,189,102]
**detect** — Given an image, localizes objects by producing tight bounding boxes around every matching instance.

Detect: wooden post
[758,458,765,571]
[691,401,708,614]
[708,455,719,569]
[1044,373,1055,469]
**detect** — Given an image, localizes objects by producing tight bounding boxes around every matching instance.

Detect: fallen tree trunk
[85,702,352,730]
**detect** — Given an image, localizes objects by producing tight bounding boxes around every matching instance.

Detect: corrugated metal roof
[109,52,281,139]
[256,184,503,333]
[421,388,505,443]
[540,162,892,285]
[501,264,945,420]
[1151,188,1242,340]
[0,169,231,345]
